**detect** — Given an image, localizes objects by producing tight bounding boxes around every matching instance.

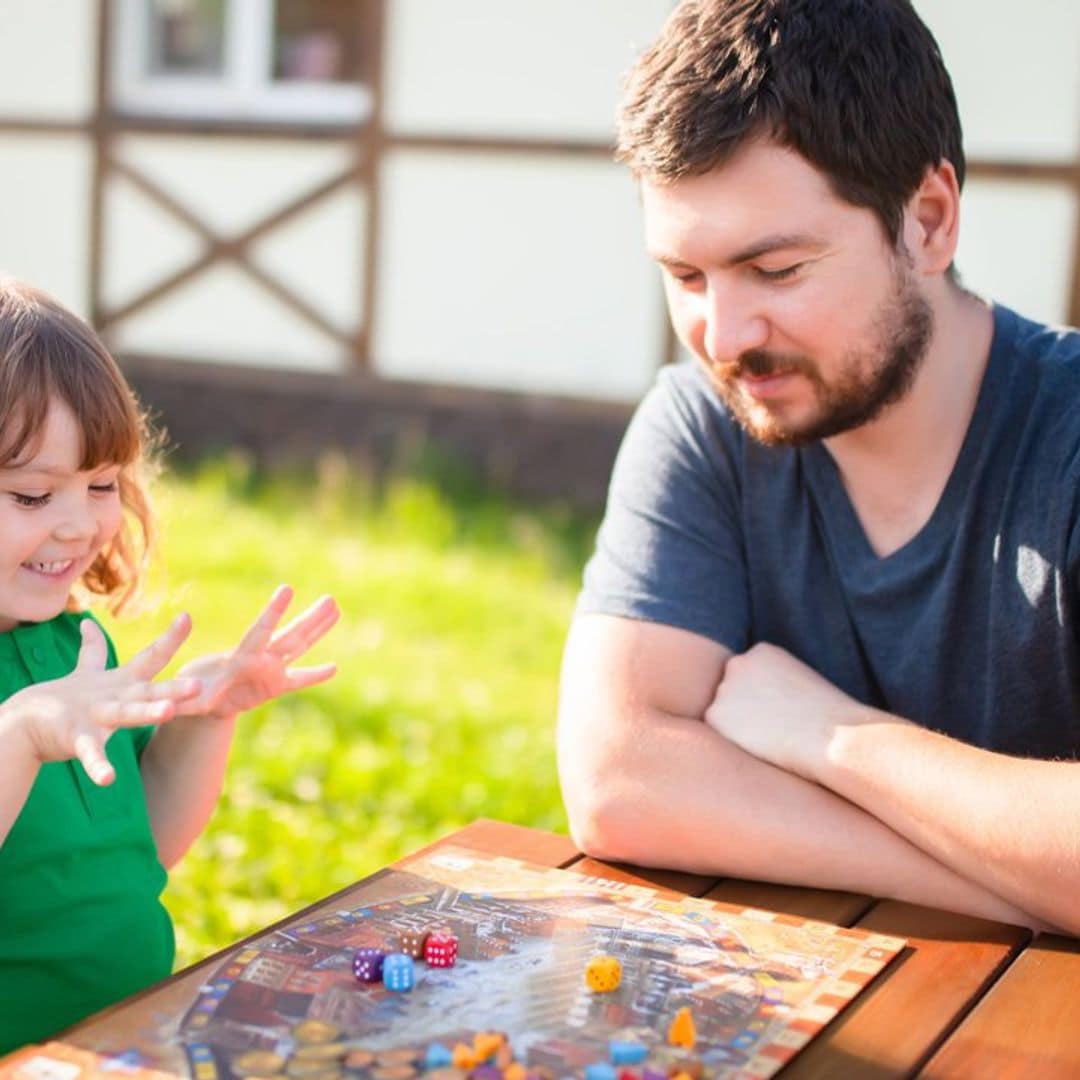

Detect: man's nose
[703,282,769,366]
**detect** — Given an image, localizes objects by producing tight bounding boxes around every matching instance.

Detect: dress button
[31,647,45,664]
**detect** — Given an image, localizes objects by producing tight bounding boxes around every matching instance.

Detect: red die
[423,930,458,968]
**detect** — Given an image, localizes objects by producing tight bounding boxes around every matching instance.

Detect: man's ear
[901,160,961,276]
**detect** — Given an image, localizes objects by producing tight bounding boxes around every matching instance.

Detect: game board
[0,848,905,1080]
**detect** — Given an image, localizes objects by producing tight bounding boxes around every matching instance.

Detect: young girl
[0,280,340,1052]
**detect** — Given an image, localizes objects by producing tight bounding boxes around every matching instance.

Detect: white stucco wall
[0,135,93,317]
[104,135,364,368]
[383,0,674,140]
[0,0,96,120]
[0,1,1074,394]
[373,150,665,400]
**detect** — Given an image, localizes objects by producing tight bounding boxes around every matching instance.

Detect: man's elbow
[564,782,658,865]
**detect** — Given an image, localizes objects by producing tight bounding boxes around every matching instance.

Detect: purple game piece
[352,947,386,982]
[472,1068,502,1080]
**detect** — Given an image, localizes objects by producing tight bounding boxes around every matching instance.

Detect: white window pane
[956,180,1077,327]
[147,0,226,76]
[273,0,366,85]
[374,151,665,402]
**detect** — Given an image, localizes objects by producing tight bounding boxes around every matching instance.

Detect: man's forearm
[560,710,1034,926]
[821,714,1080,933]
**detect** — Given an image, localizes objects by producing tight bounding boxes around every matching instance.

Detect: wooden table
[29,820,1080,1078]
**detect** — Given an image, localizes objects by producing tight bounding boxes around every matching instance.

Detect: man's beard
[707,261,934,448]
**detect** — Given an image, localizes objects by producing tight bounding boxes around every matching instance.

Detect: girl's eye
[11,492,49,508]
[90,481,119,495]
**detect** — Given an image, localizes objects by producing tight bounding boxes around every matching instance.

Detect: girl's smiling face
[0,399,123,632]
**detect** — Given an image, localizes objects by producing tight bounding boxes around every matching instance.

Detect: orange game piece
[667,1006,696,1050]
[504,1065,527,1080]
[452,1044,478,1070]
[473,1033,504,1062]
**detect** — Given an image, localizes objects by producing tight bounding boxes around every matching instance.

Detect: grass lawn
[107,454,596,969]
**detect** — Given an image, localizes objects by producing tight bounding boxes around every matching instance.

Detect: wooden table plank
[781,901,1030,1079]
[920,933,1080,1079]
[567,855,720,896]
[704,878,873,926]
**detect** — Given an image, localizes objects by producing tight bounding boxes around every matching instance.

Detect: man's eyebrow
[727,233,826,265]
[649,234,826,269]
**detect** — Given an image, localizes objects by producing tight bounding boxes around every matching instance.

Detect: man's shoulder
[1003,305,1080,383]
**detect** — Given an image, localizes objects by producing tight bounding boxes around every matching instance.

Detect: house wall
[0,1,1075,503]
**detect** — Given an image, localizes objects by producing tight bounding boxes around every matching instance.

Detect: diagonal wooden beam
[101,157,363,347]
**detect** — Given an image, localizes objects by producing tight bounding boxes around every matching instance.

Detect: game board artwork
[1,849,905,1080]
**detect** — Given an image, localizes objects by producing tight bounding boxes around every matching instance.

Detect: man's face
[642,140,933,447]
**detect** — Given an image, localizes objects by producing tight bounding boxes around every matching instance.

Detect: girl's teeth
[29,560,72,574]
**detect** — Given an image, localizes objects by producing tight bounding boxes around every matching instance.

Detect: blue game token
[609,1042,648,1066]
[424,1044,453,1069]
[585,1064,618,1080]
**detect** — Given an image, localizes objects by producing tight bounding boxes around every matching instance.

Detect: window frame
[111,0,373,124]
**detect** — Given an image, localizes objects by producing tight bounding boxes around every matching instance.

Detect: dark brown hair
[616,0,965,246]
[0,280,158,613]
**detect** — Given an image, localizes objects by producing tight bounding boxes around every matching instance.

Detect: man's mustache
[715,350,814,380]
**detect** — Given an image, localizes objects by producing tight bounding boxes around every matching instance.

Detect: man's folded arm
[557,612,1035,927]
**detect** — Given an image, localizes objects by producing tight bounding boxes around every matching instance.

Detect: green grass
[108,454,596,969]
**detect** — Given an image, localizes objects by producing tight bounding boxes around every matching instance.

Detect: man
[558,0,1080,934]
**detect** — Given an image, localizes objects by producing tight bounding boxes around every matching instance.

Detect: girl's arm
[140,586,338,868]
[0,617,198,847]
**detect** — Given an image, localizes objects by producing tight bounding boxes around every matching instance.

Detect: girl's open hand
[174,586,339,723]
[11,615,202,786]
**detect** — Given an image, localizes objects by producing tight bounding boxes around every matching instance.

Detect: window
[112,0,373,123]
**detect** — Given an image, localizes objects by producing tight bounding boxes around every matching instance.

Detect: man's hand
[704,642,890,781]
[174,585,339,723]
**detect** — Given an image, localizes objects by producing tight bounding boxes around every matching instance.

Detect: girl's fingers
[94,697,178,728]
[236,585,294,655]
[126,613,193,680]
[270,596,340,661]
[120,677,203,703]
[72,731,115,786]
[282,662,338,692]
[74,618,109,673]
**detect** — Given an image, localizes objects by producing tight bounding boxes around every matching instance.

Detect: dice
[352,947,386,983]
[585,954,622,993]
[382,952,415,992]
[424,930,459,968]
[396,929,428,959]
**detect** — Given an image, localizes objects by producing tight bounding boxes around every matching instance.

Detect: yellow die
[585,954,622,992]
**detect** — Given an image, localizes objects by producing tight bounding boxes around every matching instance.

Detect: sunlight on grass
[108,454,595,968]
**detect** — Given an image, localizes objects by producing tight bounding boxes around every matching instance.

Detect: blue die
[382,952,415,992]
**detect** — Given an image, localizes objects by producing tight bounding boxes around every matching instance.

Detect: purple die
[353,947,386,983]
[382,952,415,992]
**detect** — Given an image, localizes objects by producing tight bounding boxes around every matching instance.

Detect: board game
[0,848,905,1080]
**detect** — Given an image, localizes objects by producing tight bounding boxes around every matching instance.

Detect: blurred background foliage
[109,451,596,968]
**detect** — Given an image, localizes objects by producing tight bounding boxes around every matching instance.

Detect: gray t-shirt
[579,304,1080,758]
